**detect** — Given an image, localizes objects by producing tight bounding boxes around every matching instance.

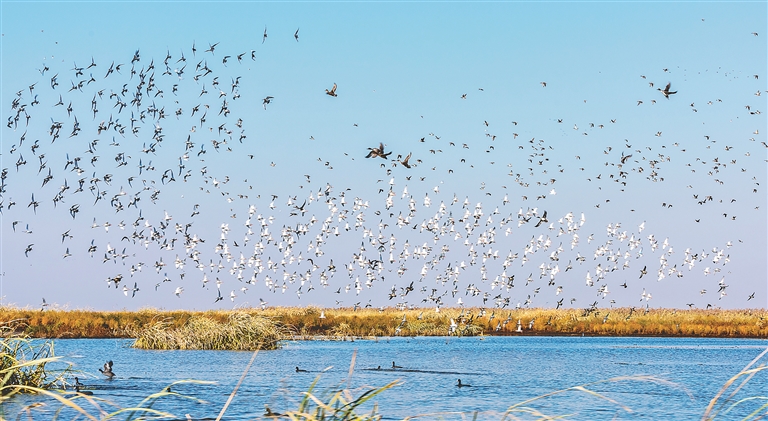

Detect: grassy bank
[1,306,766,339]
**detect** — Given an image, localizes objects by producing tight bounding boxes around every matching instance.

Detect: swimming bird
[73,377,94,394]
[457,379,471,387]
[392,361,402,369]
[295,366,308,372]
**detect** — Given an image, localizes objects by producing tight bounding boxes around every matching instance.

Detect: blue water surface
[3,336,767,420]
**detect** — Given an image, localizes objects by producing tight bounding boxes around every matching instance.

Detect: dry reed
[128,311,290,350]
[1,306,766,339]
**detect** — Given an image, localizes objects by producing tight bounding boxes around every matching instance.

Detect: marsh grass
[128,311,291,350]
[2,306,766,339]
[264,351,401,421]
[0,321,72,399]
[701,346,768,421]
[3,379,213,421]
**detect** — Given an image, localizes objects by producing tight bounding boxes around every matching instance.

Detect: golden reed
[1,306,766,339]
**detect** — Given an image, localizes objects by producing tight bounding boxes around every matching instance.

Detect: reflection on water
[3,336,767,420]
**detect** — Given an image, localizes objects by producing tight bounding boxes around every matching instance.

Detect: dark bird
[658,82,677,99]
[325,83,337,97]
[99,360,115,378]
[457,379,471,387]
[366,143,391,159]
[399,152,413,168]
[73,377,93,395]
[263,96,273,110]
[295,366,308,372]
[294,28,300,42]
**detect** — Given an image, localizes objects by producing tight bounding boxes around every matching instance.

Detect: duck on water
[457,379,471,388]
[73,377,93,395]
[99,360,115,378]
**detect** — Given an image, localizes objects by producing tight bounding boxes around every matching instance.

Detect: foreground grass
[0,321,70,399]
[1,306,767,339]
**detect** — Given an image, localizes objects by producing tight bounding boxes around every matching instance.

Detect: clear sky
[1,1,766,311]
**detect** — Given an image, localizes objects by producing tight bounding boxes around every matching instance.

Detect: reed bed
[129,311,290,350]
[0,321,71,399]
[1,306,767,339]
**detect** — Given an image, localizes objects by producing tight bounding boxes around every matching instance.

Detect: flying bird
[658,82,677,99]
[325,83,337,97]
[263,96,273,110]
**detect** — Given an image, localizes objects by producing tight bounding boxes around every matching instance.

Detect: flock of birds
[2,28,765,314]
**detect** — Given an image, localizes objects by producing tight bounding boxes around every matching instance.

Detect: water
[4,336,767,420]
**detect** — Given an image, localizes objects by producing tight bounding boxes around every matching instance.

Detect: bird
[295,366,308,372]
[74,377,93,395]
[365,143,391,159]
[262,26,268,44]
[262,96,273,110]
[399,152,413,168]
[294,28,300,42]
[325,83,337,97]
[99,361,115,378]
[457,379,471,387]
[658,82,677,99]
[392,361,402,369]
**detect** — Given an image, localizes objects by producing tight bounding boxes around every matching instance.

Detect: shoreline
[2,306,767,340]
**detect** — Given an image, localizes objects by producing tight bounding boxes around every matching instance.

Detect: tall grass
[1,306,767,339]
[0,321,70,399]
[271,357,401,421]
[128,311,290,350]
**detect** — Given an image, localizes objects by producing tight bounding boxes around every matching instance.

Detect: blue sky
[0,1,765,311]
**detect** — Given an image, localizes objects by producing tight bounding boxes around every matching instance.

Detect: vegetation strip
[1,306,766,340]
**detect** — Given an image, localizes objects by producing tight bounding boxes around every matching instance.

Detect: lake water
[4,336,767,420]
